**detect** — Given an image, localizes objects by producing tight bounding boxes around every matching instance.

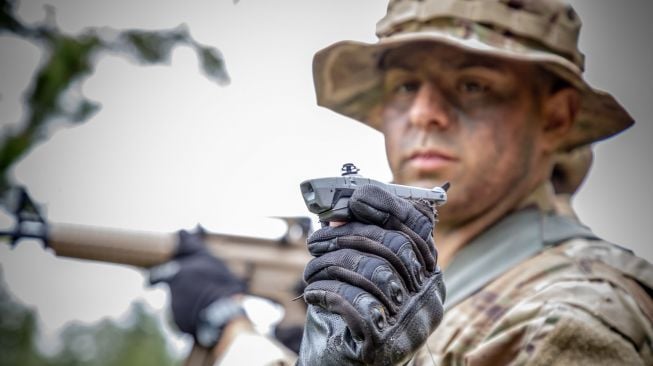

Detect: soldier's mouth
[407,150,457,171]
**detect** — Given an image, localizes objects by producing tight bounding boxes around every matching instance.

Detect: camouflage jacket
[412,185,653,365]
[215,184,653,365]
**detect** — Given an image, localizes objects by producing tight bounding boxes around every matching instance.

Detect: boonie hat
[313,0,633,151]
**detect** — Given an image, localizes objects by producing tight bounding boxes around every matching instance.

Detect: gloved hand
[298,184,445,366]
[149,229,247,346]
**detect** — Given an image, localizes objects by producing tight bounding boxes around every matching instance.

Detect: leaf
[198,46,230,85]
[120,28,185,64]
[0,6,229,195]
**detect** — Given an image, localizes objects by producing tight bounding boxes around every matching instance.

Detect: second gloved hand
[149,229,247,347]
[298,184,446,366]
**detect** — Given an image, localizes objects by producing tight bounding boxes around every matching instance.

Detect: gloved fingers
[308,222,423,292]
[349,184,437,272]
[149,260,181,285]
[398,271,446,334]
[150,228,207,284]
[298,271,447,366]
[303,249,407,315]
[188,254,247,294]
[175,228,209,257]
[303,280,389,346]
[149,229,209,285]
[149,250,247,335]
[348,185,435,237]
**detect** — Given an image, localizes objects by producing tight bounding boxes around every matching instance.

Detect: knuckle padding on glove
[349,185,437,272]
[303,280,374,343]
[302,272,445,365]
[307,225,421,292]
[390,274,445,359]
[303,249,405,314]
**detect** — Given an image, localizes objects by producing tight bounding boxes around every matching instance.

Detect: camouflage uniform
[216,1,653,364]
[305,1,651,364]
[411,183,653,365]
[219,184,653,366]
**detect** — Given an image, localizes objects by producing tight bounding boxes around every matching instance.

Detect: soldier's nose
[408,83,452,130]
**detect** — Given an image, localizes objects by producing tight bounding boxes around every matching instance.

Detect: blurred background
[1,0,651,364]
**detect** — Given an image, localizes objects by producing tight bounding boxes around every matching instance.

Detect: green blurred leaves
[114,26,229,83]
[0,2,232,363]
[0,272,180,366]
[0,0,229,194]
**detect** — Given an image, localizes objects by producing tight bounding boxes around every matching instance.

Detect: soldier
[550,146,593,219]
[158,0,653,365]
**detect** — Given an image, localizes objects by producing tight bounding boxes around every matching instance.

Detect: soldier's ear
[540,87,581,152]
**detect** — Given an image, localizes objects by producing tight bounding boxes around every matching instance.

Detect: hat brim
[313,31,633,151]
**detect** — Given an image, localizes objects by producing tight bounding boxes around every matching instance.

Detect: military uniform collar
[442,182,596,310]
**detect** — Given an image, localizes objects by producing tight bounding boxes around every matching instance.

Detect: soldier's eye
[458,80,490,94]
[393,81,420,95]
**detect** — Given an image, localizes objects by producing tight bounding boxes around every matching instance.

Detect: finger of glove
[298,305,360,366]
[349,184,436,272]
[150,228,208,284]
[156,253,246,334]
[303,280,389,346]
[303,249,407,315]
[149,260,181,285]
[184,254,245,291]
[371,271,445,365]
[175,229,209,257]
[308,222,423,292]
[169,278,226,334]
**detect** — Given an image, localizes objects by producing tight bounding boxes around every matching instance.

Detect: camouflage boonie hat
[552,146,593,195]
[313,0,634,151]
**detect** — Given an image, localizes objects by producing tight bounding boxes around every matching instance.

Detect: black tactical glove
[298,184,445,366]
[150,229,247,346]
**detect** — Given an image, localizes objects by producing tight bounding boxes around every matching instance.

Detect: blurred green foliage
[0,0,229,195]
[0,272,181,366]
[0,0,231,363]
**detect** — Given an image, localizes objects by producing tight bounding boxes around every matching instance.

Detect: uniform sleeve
[409,273,653,366]
[461,278,653,366]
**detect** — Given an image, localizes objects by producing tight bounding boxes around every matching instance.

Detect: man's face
[379,43,550,226]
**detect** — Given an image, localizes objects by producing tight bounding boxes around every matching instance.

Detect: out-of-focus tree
[46,303,178,366]
[0,0,231,363]
[0,270,44,366]
[0,270,181,366]
[0,0,229,194]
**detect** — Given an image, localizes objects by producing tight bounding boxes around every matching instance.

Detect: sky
[1,0,652,358]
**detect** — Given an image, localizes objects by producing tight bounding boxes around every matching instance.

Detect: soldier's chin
[402,177,445,189]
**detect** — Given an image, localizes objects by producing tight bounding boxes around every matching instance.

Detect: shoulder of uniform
[466,302,650,366]
[432,238,653,363]
[430,279,653,366]
[503,238,653,297]
[554,238,653,290]
[526,307,650,366]
[499,272,652,351]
